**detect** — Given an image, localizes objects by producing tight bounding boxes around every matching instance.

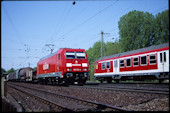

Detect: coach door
[159,51,168,72]
[113,60,118,74]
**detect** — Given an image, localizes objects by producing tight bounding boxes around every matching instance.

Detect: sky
[1,0,169,71]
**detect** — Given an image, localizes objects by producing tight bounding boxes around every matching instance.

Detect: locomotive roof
[39,48,85,61]
[40,51,58,61]
[97,43,169,61]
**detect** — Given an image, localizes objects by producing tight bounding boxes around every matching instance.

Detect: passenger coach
[94,43,169,83]
[37,48,90,86]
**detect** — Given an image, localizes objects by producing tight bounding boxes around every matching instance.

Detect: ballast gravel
[7,82,169,111]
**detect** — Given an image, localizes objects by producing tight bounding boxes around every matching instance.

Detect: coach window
[126,58,131,67]
[149,54,156,64]
[102,63,105,70]
[141,56,147,65]
[133,57,139,66]
[106,62,110,69]
[120,59,124,67]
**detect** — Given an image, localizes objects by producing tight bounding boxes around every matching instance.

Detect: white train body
[94,43,169,83]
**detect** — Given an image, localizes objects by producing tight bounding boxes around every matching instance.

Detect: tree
[33,67,37,71]
[86,40,121,81]
[154,10,169,45]
[105,39,120,56]
[7,68,15,74]
[86,41,103,81]
[118,10,155,52]
[1,68,6,75]
[118,10,169,52]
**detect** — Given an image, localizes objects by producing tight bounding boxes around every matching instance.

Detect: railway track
[8,84,74,112]
[70,85,169,95]
[7,83,129,112]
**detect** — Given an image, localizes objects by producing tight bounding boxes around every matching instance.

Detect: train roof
[96,43,169,61]
[39,51,58,61]
[39,48,85,61]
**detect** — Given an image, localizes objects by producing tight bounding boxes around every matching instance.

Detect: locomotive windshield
[66,52,75,59]
[66,51,86,59]
[76,52,86,59]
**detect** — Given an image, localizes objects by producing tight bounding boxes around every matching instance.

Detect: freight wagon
[7,67,35,82]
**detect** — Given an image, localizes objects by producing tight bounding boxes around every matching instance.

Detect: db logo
[43,63,49,70]
[75,60,78,64]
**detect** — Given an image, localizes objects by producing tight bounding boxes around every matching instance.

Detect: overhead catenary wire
[69,0,143,47]
[152,6,168,14]
[72,0,159,48]
[53,0,119,43]
[3,1,168,70]
[49,1,74,44]
[2,5,25,46]
[3,0,120,70]
[49,2,69,43]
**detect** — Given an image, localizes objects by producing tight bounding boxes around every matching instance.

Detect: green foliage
[105,40,120,56]
[86,41,102,81]
[118,10,169,52]
[1,68,6,75]
[118,10,154,52]
[33,67,37,71]
[154,10,169,44]
[7,68,15,74]
[86,41,120,81]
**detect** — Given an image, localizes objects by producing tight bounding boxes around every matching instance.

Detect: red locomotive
[94,43,169,83]
[37,48,90,86]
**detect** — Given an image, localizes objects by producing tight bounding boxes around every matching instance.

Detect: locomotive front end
[65,50,90,85]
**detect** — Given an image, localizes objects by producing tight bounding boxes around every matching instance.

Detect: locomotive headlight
[67,68,72,71]
[82,63,88,67]
[66,63,72,67]
[83,68,87,71]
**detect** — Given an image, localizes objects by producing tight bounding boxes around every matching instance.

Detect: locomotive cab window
[66,52,75,59]
[141,56,147,65]
[133,57,139,66]
[106,62,110,69]
[120,59,124,67]
[149,54,156,64]
[102,63,105,70]
[76,52,86,59]
[126,58,131,67]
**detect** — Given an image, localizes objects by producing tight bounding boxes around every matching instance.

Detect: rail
[70,85,169,95]
[7,83,129,111]
[8,84,75,112]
